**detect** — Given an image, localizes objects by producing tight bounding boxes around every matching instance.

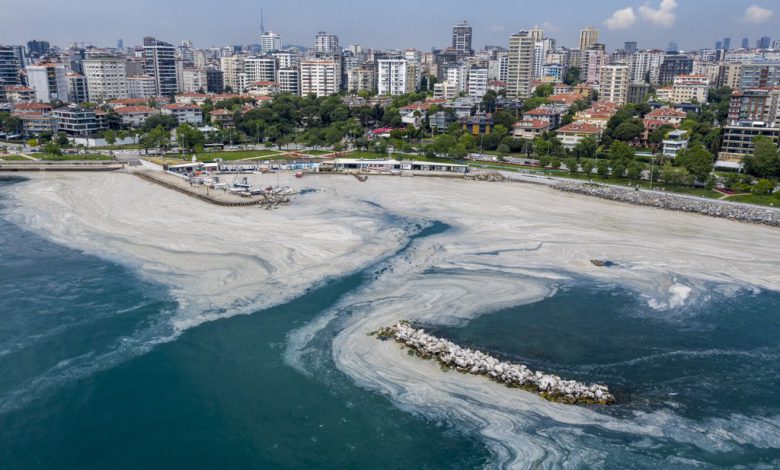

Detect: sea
[1,175,779,469]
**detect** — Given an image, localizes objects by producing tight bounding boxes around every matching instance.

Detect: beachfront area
[5,170,780,467]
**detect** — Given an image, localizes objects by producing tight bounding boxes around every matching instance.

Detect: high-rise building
[127,75,157,98]
[181,68,208,93]
[261,32,282,53]
[220,55,245,92]
[658,54,693,84]
[117,39,124,50]
[757,37,771,50]
[205,68,223,93]
[579,26,599,50]
[377,59,417,95]
[66,73,88,103]
[26,63,69,102]
[347,66,375,94]
[741,38,749,49]
[26,40,50,56]
[276,68,300,95]
[300,59,341,97]
[715,40,723,50]
[314,32,340,55]
[143,37,178,96]
[624,42,638,54]
[630,51,664,84]
[467,67,488,98]
[507,31,535,98]
[723,37,731,51]
[244,57,277,84]
[452,21,473,56]
[739,63,780,89]
[82,56,128,101]
[599,65,629,105]
[774,39,780,50]
[528,27,544,43]
[0,45,23,86]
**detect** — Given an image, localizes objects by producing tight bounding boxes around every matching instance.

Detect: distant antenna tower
[260,8,265,35]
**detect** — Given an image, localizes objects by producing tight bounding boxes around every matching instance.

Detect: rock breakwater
[555,182,780,227]
[373,322,615,405]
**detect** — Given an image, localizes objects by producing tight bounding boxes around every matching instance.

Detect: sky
[0,0,778,51]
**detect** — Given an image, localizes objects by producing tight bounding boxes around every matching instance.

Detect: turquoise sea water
[1,175,779,468]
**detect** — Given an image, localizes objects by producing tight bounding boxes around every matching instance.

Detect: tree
[742,136,780,178]
[611,160,626,179]
[608,141,635,163]
[104,130,116,146]
[497,144,510,158]
[581,160,594,177]
[627,161,643,181]
[534,83,553,98]
[564,157,578,174]
[176,124,205,153]
[42,142,61,156]
[573,136,598,159]
[648,124,674,146]
[752,179,775,196]
[56,132,70,147]
[675,143,713,182]
[549,157,561,169]
[612,121,643,141]
[538,155,551,167]
[596,159,610,178]
[564,67,581,85]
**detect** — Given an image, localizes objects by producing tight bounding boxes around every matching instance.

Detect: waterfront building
[507,31,535,98]
[52,105,107,136]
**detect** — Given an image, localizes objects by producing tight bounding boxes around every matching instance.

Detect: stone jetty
[373,321,615,405]
[555,182,780,227]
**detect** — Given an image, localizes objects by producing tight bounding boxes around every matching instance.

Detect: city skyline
[0,0,778,51]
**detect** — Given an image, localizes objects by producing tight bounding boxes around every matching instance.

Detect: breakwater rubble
[555,182,780,227]
[372,321,615,405]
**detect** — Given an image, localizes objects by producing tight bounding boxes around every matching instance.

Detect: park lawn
[0,155,34,161]
[728,194,780,207]
[41,154,113,161]
[196,150,281,161]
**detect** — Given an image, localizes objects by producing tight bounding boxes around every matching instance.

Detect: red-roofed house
[210,108,234,127]
[115,105,160,127]
[644,107,687,128]
[12,102,53,114]
[523,107,563,128]
[512,119,552,140]
[161,103,203,125]
[548,93,584,108]
[556,122,602,149]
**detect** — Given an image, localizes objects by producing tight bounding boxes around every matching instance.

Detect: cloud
[604,7,637,30]
[541,21,560,33]
[487,24,505,33]
[743,5,774,24]
[638,0,677,28]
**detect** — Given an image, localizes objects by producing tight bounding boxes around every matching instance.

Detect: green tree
[627,161,643,181]
[564,157,578,174]
[752,179,775,195]
[42,142,61,156]
[608,141,635,163]
[675,143,713,181]
[581,160,594,177]
[534,83,554,98]
[612,121,643,141]
[104,130,116,146]
[549,157,561,169]
[742,136,780,178]
[573,136,598,159]
[176,124,205,153]
[596,159,610,178]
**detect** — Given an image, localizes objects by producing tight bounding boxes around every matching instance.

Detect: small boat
[590,259,615,267]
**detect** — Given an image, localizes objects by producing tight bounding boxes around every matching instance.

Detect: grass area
[41,154,113,161]
[728,194,780,207]
[195,150,281,161]
[0,155,33,161]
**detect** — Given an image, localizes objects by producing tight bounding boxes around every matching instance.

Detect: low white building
[328,158,468,174]
[662,129,689,159]
[115,105,160,127]
[161,103,202,125]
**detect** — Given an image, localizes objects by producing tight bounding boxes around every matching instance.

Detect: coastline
[5,171,780,467]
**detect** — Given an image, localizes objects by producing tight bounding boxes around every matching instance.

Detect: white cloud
[639,0,678,28]
[487,24,506,33]
[743,5,774,24]
[541,21,560,33]
[605,7,637,30]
